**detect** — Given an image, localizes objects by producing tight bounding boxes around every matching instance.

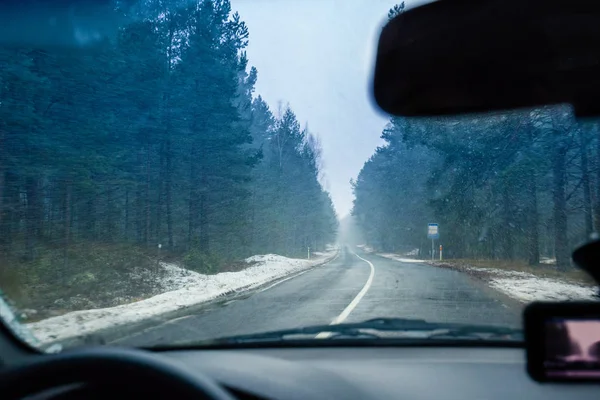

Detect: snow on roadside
[378,253,426,264]
[356,244,375,253]
[436,264,597,303]
[361,246,596,303]
[26,250,337,345]
[357,245,425,263]
[488,274,597,302]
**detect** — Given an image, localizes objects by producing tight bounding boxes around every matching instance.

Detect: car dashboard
[15,344,600,400]
[153,346,598,399]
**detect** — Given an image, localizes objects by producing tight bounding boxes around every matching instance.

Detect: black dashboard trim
[146,338,524,352]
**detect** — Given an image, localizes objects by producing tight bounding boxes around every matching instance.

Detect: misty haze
[0,0,597,351]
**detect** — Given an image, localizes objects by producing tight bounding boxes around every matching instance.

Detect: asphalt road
[112,247,520,347]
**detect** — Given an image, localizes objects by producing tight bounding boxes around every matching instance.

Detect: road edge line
[316,252,375,338]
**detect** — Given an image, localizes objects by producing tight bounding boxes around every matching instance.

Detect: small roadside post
[440,245,443,261]
[157,243,162,273]
[308,246,310,260]
[427,223,439,261]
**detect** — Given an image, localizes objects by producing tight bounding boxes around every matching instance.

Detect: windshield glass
[0,0,597,351]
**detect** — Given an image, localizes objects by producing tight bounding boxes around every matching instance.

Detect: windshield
[0,0,597,351]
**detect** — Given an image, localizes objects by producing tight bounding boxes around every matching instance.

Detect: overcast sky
[231,0,418,217]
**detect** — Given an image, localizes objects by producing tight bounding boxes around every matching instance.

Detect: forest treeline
[352,105,600,270]
[0,0,338,281]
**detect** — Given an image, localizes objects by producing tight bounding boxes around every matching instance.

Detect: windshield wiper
[197,317,522,344]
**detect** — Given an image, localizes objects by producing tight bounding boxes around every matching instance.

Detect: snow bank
[488,273,597,302]
[357,246,425,263]
[378,253,426,264]
[356,244,375,253]
[26,250,337,345]
[438,264,597,303]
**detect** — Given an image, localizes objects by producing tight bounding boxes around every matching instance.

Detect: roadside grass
[1,242,177,321]
[2,240,335,325]
[0,242,275,322]
[433,258,595,286]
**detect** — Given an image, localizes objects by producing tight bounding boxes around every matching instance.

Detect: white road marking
[316,252,375,339]
[166,315,194,324]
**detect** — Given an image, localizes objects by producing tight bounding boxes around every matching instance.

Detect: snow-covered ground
[487,271,597,302]
[434,265,597,303]
[377,253,426,264]
[356,244,375,253]
[357,245,425,263]
[429,264,597,303]
[25,250,337,345]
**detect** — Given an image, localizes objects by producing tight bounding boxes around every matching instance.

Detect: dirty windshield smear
[0,0,597,350]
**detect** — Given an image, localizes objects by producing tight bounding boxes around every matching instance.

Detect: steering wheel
[0,347,235,399]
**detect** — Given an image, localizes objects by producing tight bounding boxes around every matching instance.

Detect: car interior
[2,0,600,399]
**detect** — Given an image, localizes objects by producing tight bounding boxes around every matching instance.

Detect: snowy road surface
[112,248,520,347]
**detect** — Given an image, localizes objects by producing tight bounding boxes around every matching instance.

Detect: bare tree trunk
[165,138,173,248]
[249,186,256,251]
[501,182,514,260]
[526,168,539,265]
[163,20,175,250]
[63,181,72,274]
[48,193,55,244]
[84,196,96,240]
[25,176,41,260]
[124,189,129,240]
[580,129,593,237]
[136,149,144,244]
[0,130,7,256]
[106,184,116,242]
[145,146,151,247]
[199,191,209,253]
[553,142,569,270]
[188,148,198,250]
[0,168,6,255]
[2,171,19,256]
[156,142,164,245]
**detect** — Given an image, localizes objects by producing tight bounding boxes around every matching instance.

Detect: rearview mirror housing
[373,0,600,117]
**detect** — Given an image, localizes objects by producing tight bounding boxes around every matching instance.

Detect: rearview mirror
[373,0,600,117]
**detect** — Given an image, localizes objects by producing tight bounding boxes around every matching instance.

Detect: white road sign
[427,223,439,239]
